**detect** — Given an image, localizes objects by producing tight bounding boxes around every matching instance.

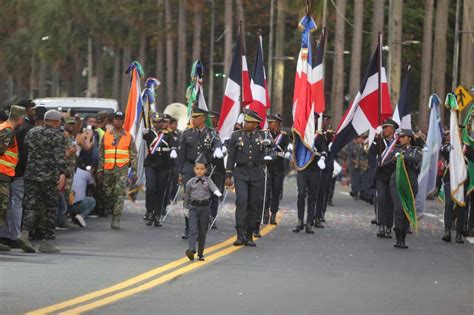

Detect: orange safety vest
[103,130,132,170]
[0,122,18,177]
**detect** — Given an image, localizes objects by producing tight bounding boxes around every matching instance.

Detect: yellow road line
[26,235,237,315]
[59,222,278,315]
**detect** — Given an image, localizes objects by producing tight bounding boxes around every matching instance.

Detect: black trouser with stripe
[297,168,321,225]
[315,171,331,220]
[376,179,394,228]
[188,206,210,256]
[145,167,171,217]
[443,181,466,233]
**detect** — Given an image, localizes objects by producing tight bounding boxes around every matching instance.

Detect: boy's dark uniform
[226,111,274,246]
[184,154,220,260]
[263,114,290,225]
[143,114,177,226]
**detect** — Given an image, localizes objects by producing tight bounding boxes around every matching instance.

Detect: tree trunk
[38,58,47,98]
[431,0,449,121]
[156,0,165,109]
[273,0,286,116]
[192,6,202,61]
[236,0,245,39]
[121,45,132,109]
[177,0,187,101]
[165,0,175,103]
[349,0,364,100]
[371,0,385,51]
[29,51,36,99]
[460,0,474,89]
[388,0,403,105]
[73,55,82,96]
[95,40,104,96]
[223,0,233,79]
[139,32,147,71]
[52,66,60,97]
[331,0,346,124]
[112,48,121,101]
[418,0,434,130]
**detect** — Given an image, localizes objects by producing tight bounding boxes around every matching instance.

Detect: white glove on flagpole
[284,152,291,159]
[317,156,326,170]
[375,126,383,135]
[264,155,273,161]
[213,147,224,159]
[214,190,222,197]
[170,149,178,159]
[142,128,149,135]
[287,143,293,152]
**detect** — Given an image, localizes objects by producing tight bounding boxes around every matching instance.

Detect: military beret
[244,110,262,123]
[114,111,125,119]
[44,110,62,121]
[8,105,26,120]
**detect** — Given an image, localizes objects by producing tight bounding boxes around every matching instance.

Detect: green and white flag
[396,154,418,231]
[185,60,212,127]
[461,103,474,196]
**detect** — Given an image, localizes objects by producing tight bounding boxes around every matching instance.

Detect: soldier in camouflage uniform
[17,110,67,253]
[347,135,369,200]
[98,111,137,229]
[0,106,26,252]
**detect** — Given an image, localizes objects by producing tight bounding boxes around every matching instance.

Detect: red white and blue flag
[248,34,271,129]
[124,61,146,187]
[218,34,252,142]
[331,43,392,154]
[312,28,326,115]
[292,15,317,170]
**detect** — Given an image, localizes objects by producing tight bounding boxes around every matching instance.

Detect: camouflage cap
[65,117,76,124]
[8,105,26,120]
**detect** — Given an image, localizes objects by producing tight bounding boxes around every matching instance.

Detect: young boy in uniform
[184,154,222,261]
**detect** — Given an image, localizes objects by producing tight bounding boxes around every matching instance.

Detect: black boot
[305,224,314,234]
[314,218,324,228]
[145,213,153,226]
[254,223,262,238]
[371,218,378,225]
[270,212,277,225]
[233,227,246,246]
[393,229,402,248]
[292,220,304,233]
[399,231,408,249]
[441,228,451,242]
[385,227,392,238]
[376,225,386,238]
[182,217,189,239]
[321,213,326,223]
[153,212,162,227]
[455,232,464,244]
[246,228,256,247]
[263,209,270,224]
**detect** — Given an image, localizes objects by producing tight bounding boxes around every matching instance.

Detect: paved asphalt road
[1,176,473,315]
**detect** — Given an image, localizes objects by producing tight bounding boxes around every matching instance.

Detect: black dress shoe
[328,201,334,206]
[270,213,277,225]
[292,221,304,233]
[371,219,378,225]
[182,231,189,240]
[305,225,314,234]
[154,220,162,227]
[455,233,464,244]
[185,249,195,261]
[314,218,324,228]
[198,255,205,261]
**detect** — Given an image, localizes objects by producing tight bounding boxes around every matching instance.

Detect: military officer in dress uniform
[177,107,223,239]
[368,118,399,238]
[225,110,274,247]
[143,112,177,226]
[208,110,225,229]
[263,113,291,226]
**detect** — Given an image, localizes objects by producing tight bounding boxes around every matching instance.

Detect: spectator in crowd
[68,157,96,227]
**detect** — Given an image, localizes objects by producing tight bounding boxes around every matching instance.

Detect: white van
[32,97,118,117]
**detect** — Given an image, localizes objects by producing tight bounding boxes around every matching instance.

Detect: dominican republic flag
[248,34,271,129]
[312,27,326,115]
[218,34,252,142]
[393,65,412,129]
[124,61,146,189]
[331,42,392,154]
[292,15,317,170]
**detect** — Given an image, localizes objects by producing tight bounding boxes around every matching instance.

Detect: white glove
[221,145,227,155]
[214,190,222,197]
[170,149,178,159]
[317,156,326,170]
[375,126,383,135]
[142,128,149,135]
[262,139,272,146]
[284,152,292,159]
[213,147,224,159]
[264,155,273,161]
[287,143,293,152]
[394,152,400,158]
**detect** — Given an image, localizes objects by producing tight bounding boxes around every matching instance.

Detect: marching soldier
[369,118,399,238]
[208,110,226,229]
[97,111,137,230]
[348,135,369,200]
[18,110,67,253]
[143,112,177,226]
[315,114,334,224]
[263,113,291,226]
[293,113,328,233]
[0,106,25,252]
[177,107,223,239]
[385,129,422,248]
[225,110,273,246]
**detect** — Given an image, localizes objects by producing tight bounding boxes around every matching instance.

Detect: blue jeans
[68,197,96,217]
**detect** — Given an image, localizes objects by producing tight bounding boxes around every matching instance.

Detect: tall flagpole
[378,32,383,126]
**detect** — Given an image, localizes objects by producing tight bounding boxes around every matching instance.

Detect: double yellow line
[26,221,279,314]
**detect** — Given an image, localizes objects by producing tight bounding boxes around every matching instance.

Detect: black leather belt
[189,199,210,207]
[236,162,261,168]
